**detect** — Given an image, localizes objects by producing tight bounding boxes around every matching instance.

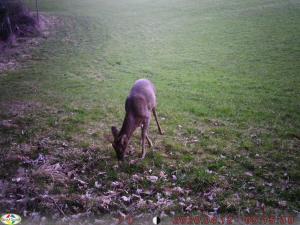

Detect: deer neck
[119,113,136,139]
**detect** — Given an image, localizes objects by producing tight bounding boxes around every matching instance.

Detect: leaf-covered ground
[0,0,299,224]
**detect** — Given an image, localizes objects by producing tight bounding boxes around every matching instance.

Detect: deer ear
[111,126,119,140]
[121,134,128,146]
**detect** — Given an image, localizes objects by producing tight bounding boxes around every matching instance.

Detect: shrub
[0,0,37,41]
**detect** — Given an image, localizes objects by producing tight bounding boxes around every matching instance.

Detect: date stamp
[172,215,296,224]
[116,214,296,225]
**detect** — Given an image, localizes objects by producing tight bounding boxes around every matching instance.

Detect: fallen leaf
[159,171,167,179]
[172,175,177,181]
[147,176,158,183]
[244,172,253,177]
[185,204,193,211]
[95,181,101,188]
[278,200,287,207]
[111,181,123,188]
[121,196,131,202]
[136,189,143,194]
[172,187,185,194]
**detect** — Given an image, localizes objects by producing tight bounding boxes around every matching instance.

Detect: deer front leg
[141,118,150,159]
[146,134,153,147]
[152,108,164,135]
[141,126,152,147]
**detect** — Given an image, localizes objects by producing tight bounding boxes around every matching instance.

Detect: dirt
[0,100,41,116]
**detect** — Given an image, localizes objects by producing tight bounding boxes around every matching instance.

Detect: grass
[0,0,299,220]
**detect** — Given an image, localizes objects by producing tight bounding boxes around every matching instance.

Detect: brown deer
[111,79,164,160]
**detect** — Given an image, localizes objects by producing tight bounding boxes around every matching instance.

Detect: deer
[111,79,164,160]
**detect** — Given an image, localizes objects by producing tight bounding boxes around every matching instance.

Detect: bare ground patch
[0,100,42,117]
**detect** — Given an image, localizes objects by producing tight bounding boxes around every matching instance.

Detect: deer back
[126,79,156,117]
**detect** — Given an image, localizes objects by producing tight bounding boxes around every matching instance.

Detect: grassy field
[0,0,300,222]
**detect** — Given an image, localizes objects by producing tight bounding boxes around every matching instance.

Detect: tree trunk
[35,0,39,22]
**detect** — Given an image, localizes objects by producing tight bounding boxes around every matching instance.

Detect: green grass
[1,0,300,218]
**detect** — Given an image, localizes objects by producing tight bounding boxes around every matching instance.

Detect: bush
[0,0,37,41]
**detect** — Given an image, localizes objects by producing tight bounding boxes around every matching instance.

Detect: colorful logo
[0,214,22,225]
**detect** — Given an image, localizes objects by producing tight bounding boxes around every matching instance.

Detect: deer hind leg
[152,108,164,135]
[141,117,150,159]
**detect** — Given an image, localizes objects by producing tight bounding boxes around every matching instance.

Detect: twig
[292,133,300,140]
[47,196,66,217]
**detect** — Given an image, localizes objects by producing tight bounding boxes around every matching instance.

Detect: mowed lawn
[0,0,299,220]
